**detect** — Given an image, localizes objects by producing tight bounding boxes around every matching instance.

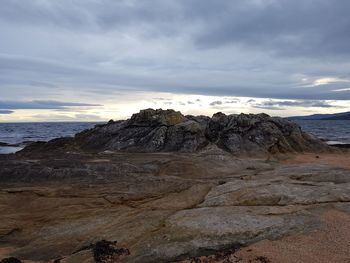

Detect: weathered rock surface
[0,151,349,262]
[18,109,331,156]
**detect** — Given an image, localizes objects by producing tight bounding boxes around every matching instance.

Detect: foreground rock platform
[0,151,349,262]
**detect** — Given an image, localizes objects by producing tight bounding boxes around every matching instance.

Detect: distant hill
[289,111,350,120]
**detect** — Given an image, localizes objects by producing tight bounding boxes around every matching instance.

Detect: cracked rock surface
[0,151,349,262]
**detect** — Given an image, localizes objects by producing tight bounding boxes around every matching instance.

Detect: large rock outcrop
[19,109,330,156]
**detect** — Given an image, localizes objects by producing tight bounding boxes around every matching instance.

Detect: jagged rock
[18,109,331,156]
[128,108,185,126]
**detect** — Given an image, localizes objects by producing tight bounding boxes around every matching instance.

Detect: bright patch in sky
[312,78,350,87]
[1,93,349,122]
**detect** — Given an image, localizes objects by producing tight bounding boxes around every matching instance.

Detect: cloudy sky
[1,0,350,122]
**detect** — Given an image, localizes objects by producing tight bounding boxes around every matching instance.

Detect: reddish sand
[236,210,350,263]
[281,153,350,170]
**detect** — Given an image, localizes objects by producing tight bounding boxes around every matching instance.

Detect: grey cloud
[194,0,350,58]
[6,0,349,57]
[1,0,350,107]
[252,100,339,110]
[2,54,350,101]
[0,110,14,114]
[209,101,223,106]
[0,1,89,29]
[0,0,183,35]
[210,99,240,106]
[253,106,285,111]
[0,100,101,110]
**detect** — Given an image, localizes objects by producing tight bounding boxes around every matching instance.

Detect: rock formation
[19,109,330,156]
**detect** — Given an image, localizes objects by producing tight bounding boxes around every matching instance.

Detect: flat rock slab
[0,152,349,262]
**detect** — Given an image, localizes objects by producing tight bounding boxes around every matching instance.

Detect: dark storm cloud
[1,0,350,104]
[0,100,100,110]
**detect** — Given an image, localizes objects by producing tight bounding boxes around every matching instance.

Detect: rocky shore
[0,109,349,262]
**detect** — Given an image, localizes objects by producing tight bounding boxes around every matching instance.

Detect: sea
[294,120,350,145]
[0,120,349,154]
[0,122,99,154]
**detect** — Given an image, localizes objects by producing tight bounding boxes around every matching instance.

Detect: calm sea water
[0,120,349,154]
[294,120,350,145]
[0,122,99,154]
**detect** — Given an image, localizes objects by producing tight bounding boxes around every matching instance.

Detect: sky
[1,0,350,122]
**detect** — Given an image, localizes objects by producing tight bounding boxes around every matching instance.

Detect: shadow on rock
[0,258,22,263]
[75,240,130,263]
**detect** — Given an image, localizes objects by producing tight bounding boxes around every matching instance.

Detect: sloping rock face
[73,109,208,153]
[19,109,330,156]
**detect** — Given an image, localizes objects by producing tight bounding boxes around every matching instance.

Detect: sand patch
[235,210,350,262]
[281,153,350,170]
